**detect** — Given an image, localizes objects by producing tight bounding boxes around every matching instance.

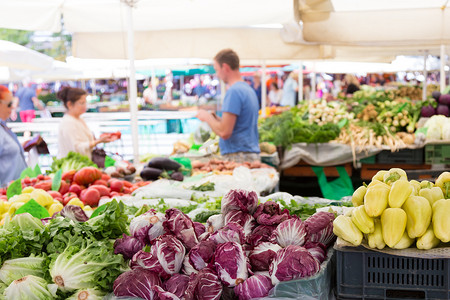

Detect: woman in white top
[268,82,283,106]
[57,87,112,159]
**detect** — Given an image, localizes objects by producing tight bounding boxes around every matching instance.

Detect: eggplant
[432,91,441,101]
[170,171,184,181]
[140,167,163,181]
[147,157,181,171]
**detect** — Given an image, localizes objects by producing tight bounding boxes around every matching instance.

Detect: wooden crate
[361,163,432,180]
[283,161,353,177]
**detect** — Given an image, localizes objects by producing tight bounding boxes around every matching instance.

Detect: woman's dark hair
[271,82,278,90]
[57,87,87,108]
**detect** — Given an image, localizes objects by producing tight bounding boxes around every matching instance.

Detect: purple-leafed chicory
[247,225,277,248]
[129,209,166,244]
[304,242,327,264]
[164,274,190,299]
[214,242,248,287]
[185,268,222,300]
[60,205,89,222]
[271,218,307,247]
[114,234,145,260]
[269,245,320,285]
[208,223,245,245]
[163,208,198,249]
[223,211,255,237]
[248,242,282,272]
[234,274,273,300]
[221,189,258,216]
[304,211,336,247]
[130,250,166,278]
[182,255,198,276]
[253,201,290,226]
[152,285,180,300]
[113,267,161,300]
[151,235,185,276]
[193,222,206,237]
[206,214,224,233]
[189,240,216,271]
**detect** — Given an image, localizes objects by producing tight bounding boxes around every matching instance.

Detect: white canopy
[0,40,53,70]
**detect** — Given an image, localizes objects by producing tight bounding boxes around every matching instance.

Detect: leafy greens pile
[50,151,97,173]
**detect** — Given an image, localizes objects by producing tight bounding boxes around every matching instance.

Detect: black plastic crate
[425,144,450,164]
[376,148,424,164]
[336,247,450,300]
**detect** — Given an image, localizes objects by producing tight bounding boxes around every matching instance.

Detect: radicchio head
[163,208,198,249]
[271,218,307,247]
[221,189,258,216]
[214,242,249,287]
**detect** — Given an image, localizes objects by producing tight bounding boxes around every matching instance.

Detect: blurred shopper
[16,81,43,123]
[268,82,283,106]
[280,72,299,106]
[143,83,156,105]
[252,73,262,109]
[344,74,360,95]
[57,87,113,159]
[0,86,27,186]
[196,49,260,163]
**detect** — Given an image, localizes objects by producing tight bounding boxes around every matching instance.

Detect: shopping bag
[311,166,354,200]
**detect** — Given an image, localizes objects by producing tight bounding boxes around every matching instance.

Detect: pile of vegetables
[50,152,97,173]
[259,108,341,149]
[140,157,185,182]
[334,169,449,250]
[421,91,450,117]
[191,159,272,175]
[0,200,130,299]
[112,189,337,300]
[423,115,450,141]
[307,100,355,126]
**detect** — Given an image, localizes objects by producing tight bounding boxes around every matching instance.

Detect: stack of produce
[421,91,450,117]
[423,115,450,141]
[307,100,355,126]
[140,157,185,182]
[333,169,449,250]
[50,152,97,173]
[113,189,337,300]
[0,200,130,299]
[191,159,272,175]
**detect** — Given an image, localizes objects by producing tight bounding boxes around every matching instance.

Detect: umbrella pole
[423,51,428,101]
[125,3,140,163]
[440,44,446,93]
[261,60,267,117]
[298,61,303,102]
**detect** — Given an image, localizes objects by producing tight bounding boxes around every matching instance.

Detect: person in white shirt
[268,82,283,106]
[57,87,113,159]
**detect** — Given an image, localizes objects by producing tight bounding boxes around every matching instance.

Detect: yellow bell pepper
[22,186,35,194]
[351,186,367,207]
[381,208,407,248]
[83,205,93,212]
[435,171,450,199]
[364,182,390,217]
[419,187,444,206]
[8,202,24,215]
[67,198,84,208]
[416,225,440,250]
[432,199,450,243]
[388,180,412,208]
[0,201,10,214]
[409,180,421,196]
[351,205,374,234]
[30,189,53,208]
[333,215,363,246]
[383,168,407,185]
[48,203,63,216]
[402,196,432,239]
[367,179,384,189]
[8,194,31,204]
[372,170,388,182]
[367,219,385,250]
[419,180,433,189]
[391,231,415,249]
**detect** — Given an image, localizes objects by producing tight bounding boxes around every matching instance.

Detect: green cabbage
[67,288,104,300]
[0,255,46,286]
[4,275,57,300]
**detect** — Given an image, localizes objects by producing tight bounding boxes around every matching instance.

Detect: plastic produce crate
[376,148,424,165]
[336,247,450,300]
[425,143,450,164]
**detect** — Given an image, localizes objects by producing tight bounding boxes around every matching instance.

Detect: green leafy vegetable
[20,167,36,179]
[191,182,215,192]
[6,178,22,200]
[33,164,42,177]
[52,169,62,191]
[194,210,220,223]
[14,199,50,219]
[50,152,97,174]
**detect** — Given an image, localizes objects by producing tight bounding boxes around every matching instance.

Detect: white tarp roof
[297,0,450,50]
[0,40,53,70]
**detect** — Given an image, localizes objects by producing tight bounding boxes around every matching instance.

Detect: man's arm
[32,97,44,110]
[196,110,237,140]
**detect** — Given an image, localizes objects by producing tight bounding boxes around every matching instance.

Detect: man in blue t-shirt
[196,49,260,163]
[16,83,42,123]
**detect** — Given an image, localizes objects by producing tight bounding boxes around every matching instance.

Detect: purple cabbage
[188,240,216,271]
[60,205,89,222]
[249,242,282,272]
[193,222,206,237]
[269,245,320,285]
[114,234,145,260]
[152,285,180,300]
[221,189,258,216]
[163,208,199,249]
[164,274,190,299]
[214,242,249,287]
[247,225,278,248]
[304,211,336,247]
[223,211,255,237]
[151,235,186,276]
[113,267,161,300]
[253,201,290,226]
[185,268,222,300]
[130,209,166,244]
[182,255,198,276]
[208,223,245,245]
[206,214,224,233]
[271,218,307,247]
[234,274,273,300]
[130,250,166,278]
[198,232,211,241]
[304,242,327,264]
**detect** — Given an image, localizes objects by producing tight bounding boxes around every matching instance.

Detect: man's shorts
[19,110,35,123]
[222,152,260,163]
